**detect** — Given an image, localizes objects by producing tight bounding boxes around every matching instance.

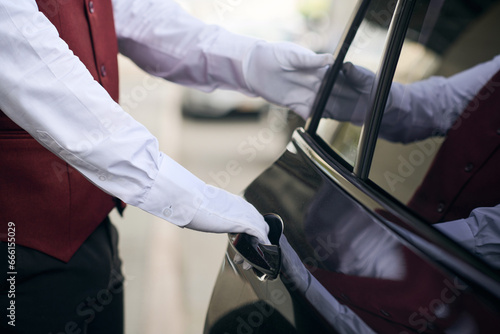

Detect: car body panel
[206,128,500,333]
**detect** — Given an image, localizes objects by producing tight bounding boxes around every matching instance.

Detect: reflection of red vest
[0,0,120,262]
[408,70,500,223]
[312,72,500,333]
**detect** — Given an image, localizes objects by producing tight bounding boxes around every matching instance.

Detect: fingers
[342,62,375,91]
[249,226,271,245]
[273,42,334,71]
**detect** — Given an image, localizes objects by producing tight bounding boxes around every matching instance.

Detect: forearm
[112,0,259,95]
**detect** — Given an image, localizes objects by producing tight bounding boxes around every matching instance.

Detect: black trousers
[0,218,124,334]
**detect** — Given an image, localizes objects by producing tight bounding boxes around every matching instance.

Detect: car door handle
[229,213,283,279]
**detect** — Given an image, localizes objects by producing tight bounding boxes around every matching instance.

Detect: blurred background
[111,1,355,333]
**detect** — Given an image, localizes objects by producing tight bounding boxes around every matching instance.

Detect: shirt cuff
[434,219,476,252]
[138,152,206,226]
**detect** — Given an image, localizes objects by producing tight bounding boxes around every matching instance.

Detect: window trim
[354,0,418,179]
[306,0,371,134]
[306,0,419,179]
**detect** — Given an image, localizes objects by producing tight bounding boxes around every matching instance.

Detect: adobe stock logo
[383,138,441,192]
[213,0,245,21]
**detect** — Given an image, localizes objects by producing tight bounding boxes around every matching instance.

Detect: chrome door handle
[229,213,283,279]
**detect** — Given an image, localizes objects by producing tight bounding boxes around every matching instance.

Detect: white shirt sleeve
[434,204,500,269]
[111,0,259,95]
[0,0,205,226]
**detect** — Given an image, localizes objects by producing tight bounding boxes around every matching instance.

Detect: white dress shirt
[0,0,330,240]
[1,0,499,260]
[0,0,263,227]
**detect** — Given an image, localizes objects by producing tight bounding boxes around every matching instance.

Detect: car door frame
[301,0,500,306]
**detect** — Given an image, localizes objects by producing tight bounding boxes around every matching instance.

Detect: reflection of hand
[243,41,334,119]
[326,57,500,143]
[186,185,270,244]
[325,62,377,124]
[325,62,442,142]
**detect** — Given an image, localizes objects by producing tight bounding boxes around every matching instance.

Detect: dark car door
[205,0,500,333]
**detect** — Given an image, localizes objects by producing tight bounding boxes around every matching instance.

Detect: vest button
[464,163,474,172]
[88,1,95,13]
[437,202,445,213]
[100,64,107,77]
[380,309,391,317]
[433,303,450,319]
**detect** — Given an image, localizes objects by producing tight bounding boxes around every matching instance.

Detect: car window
[314,0,397,166]
[307,0,500,271]
[367,0,500,220]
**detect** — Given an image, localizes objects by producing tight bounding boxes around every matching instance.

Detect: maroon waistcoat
[408,70,500,223]
[0,0,120,262]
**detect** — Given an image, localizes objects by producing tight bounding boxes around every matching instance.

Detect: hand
[186,185,270,244]
[243,41,334,119]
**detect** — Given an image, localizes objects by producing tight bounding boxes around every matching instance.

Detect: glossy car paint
[205,128,500,333]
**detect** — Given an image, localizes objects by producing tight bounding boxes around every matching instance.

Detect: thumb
[342,62,375,89]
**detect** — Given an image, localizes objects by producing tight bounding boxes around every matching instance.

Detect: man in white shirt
[0,0,333,332]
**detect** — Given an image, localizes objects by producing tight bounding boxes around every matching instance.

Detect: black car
[204,0,500,333]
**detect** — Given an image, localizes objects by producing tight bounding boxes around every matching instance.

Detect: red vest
[0,0,120,262]
[408,70,500,223]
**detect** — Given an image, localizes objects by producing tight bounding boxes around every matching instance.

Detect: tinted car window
[311,0,500,265]
[368,0,500,232]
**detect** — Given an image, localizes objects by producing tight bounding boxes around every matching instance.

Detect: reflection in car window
[314,0,500,266]
[367,0,500,209]
[363,0,500,267]
[315,0,396,166]
[292,0,500,332]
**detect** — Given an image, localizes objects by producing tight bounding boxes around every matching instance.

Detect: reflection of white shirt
[328,56,500,268]
[395,59,500,268]
[0,0,258,226]
[388,58,500,268]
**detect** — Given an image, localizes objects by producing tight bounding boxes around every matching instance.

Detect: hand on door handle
[229,213,283,279]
